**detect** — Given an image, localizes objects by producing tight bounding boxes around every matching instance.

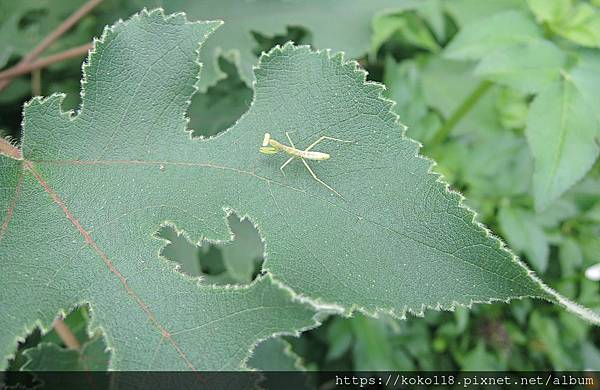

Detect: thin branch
[24,0,103,63]
[0,0,103,91]
[53,317,81,350]
[0,43,92,80]
[0,138,21,160]
[32,69,42,96]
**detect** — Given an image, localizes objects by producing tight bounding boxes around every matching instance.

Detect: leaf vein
[23,161,200,373]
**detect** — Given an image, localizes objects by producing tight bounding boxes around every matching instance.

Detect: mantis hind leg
[300,158,344,199]
[280,156,294,175]
[305,135,353,152]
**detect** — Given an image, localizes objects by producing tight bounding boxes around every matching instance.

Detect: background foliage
[1,0,599,382]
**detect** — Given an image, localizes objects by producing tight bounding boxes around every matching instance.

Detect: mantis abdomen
[269,139,330,160]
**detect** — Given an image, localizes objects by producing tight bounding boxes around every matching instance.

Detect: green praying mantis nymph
[259,131,352,198]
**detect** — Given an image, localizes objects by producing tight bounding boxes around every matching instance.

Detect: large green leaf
[248,338,305,372]
[474,40,566,94]
[22,336,108,371]
[0,10,318,371]
[0,1,46,68]
[2,8,599,372]
[444,10,542,61]
[497,206,549,273]
[525,77,600,211]
[571,50,600,124]
[528,0,600,48]
[248,338,312,390]
[0,0,88,65]
[444,0,528,27]
[188,53,253,138]
[160,0,419,90]
[160,213,263,284]
[371,11,441,54]
[350,315,396,371]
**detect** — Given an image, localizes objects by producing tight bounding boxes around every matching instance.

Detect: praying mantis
[259,131,352,197]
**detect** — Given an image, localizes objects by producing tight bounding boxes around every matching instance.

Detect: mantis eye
[262,133,271,146]
[259,146,278,154]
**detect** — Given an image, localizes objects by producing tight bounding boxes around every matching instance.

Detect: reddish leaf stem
[0,44,92,81]
[53,318,81,350]
[0,138,21,160]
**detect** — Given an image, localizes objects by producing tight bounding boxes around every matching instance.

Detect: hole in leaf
[158,212,264,286]
[188,54,253,138]
[3,304,109,387]
[188,26,312,139]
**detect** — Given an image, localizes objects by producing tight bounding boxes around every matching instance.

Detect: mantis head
[259,132,278,154]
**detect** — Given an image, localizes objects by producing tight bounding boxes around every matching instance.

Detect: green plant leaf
[350,315,396,371]
[444,10,542,61]
[39,306,91,347]
[460,131,533,199]
[22,336,108,371]
[325,318,353,362]
[415,0,445,42]
[525,77,600,211]
[248,338,305,371]
[495,88,529,130]
[2,7,600,373]
[0,1,86,64]
[527,0,571,23]
[474,40,566,93]
[498,206,549,273]
[528,0,600,48]
[0,10,319,371]
[460,341,503,370]
[582,341,600,370]
[188,53,253,138]
[530,311,574,369]
[560,238,583,277]
[159,213,264,285]
[248,338,312,390]
[371,11,440,54]
[0,1,45,68]
[571,50,600,123]
[220,215,264,283]
[444,0,528,27]
[419,57,476,117]
[383,58,435,141]
[0,0,135,66]
[158,225,204,278]
[160,0,419,90]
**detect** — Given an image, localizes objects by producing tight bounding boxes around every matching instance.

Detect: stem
[0,0,103,91]
[32,69,42,96]
[0,138,21,160]
[429,80,492,147]
[53,318,81,350]
[0,43,92,80]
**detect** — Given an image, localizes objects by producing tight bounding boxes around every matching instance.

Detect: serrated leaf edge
[4,9,323,372]
[5,8,599,372]
[250,42,600,325]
